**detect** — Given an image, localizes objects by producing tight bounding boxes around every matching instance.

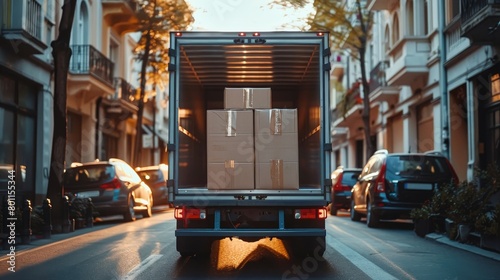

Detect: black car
[350,150,459,228]
[330,166,362,216]
[135,164,169,206]
[63,158,153,222]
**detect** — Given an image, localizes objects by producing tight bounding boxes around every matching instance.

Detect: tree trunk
[356,0,374,158]
[359,48,374,157]
[47,0,76,233]
[133,29,152,167]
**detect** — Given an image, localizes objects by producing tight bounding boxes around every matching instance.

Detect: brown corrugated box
[254,109,299,190]
[207,110,255,189]
[224,88,272,109]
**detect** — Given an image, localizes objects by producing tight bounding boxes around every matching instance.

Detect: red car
[330,166,362,215]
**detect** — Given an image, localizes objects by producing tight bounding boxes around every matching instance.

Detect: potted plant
[69,198,91,229]
[475,204,500,252]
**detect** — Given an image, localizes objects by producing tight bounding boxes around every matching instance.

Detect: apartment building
[0,0,169,206]
[331,0,500,182]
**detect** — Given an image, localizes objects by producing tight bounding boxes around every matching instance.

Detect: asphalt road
[0,208,499,280]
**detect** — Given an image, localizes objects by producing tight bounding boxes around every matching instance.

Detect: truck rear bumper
[175,229,326,237]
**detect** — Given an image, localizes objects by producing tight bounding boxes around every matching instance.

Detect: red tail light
[374,163,386,193]
[100,178,121,190]
[294,208,328,219]
[334,184,351,192]
[174,207,206,219]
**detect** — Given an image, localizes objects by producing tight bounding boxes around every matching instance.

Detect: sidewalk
[425,233,500,262]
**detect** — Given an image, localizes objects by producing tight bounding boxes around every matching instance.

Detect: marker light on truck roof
[317,32,324,36]
[253,32,260,36]
[238,32,246,36]
[175,32,182,36]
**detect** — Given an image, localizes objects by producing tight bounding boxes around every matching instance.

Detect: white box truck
[167,31,333,257]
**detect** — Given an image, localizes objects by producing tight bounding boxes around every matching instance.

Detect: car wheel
[366,201,379,228]
[330,205,338,216]
[124,196,136,222]
[350,199,361,221]
[143,195,153,218]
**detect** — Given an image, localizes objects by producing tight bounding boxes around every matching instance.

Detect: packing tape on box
[225,160,235,188]
[226,110,237,136]
[243,88,254,108]
[270,109,283,135]
[270,159,284,189]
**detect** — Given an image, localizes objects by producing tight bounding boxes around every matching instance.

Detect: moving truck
[167,31,332,257]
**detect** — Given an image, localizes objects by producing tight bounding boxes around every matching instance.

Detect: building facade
[0,0,169,206]
[331,0,500,183]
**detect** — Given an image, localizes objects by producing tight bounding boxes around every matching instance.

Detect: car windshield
[385,155,451,179]
[63,165,115,187]
[137,170,160,182]
[341,171,360,186]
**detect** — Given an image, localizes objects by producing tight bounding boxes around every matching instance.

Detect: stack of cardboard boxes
[207,88,299,190]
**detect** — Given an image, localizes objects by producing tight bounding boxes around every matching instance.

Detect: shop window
[491,73,500,102]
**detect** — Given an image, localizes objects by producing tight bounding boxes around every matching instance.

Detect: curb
[425,233,500,262]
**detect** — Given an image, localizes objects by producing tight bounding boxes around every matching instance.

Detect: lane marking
[122,254,163,280]
[326,232,398,280]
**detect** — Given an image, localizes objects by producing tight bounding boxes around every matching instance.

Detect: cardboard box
[254,109,299,190]
[207,110,254,189]
[224,88,272,109]
[207,162,254,190]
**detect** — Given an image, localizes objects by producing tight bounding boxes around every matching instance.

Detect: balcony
[365,0,398,11]
[1,0,46,55]
[460,0,500,45]
[332,83,364,128]
[68,45,115,99]
[330,53,345,80]
[102,78,138,121]
[102,0,139,35]
[369,61,399,106]
[385,37,430,87]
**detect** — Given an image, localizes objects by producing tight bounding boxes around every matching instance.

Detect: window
[446,0,460,24]
[0,72,37,195]
[392,14,400,45]
[492,73,500,102]
[384,25,390,53]
[406,0,414,36]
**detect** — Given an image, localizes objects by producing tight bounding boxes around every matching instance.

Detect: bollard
[2,197,9,250]
[42,198,52,239]
[86,198,94,228]
[61,196,71,233]
[21,199,32,244]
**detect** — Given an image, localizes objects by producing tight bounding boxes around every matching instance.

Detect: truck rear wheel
[177,236,212,257]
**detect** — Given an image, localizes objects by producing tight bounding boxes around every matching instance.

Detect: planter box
[480,235,500,253]
[414,219,433,237]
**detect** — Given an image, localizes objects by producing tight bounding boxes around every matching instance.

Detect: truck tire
[177,236,212,257]
[350,199,361,221]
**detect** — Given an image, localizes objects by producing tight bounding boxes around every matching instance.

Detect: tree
[274,0,375,156]
[47,0,77,233]
[133,0,194,167]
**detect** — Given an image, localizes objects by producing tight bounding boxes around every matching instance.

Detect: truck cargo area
[172,32,328,195]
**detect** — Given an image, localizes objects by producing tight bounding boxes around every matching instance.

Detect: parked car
[350,150,459,228]
[135,164,169,206]
[330,166,362,216]
[63,158,153,222]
